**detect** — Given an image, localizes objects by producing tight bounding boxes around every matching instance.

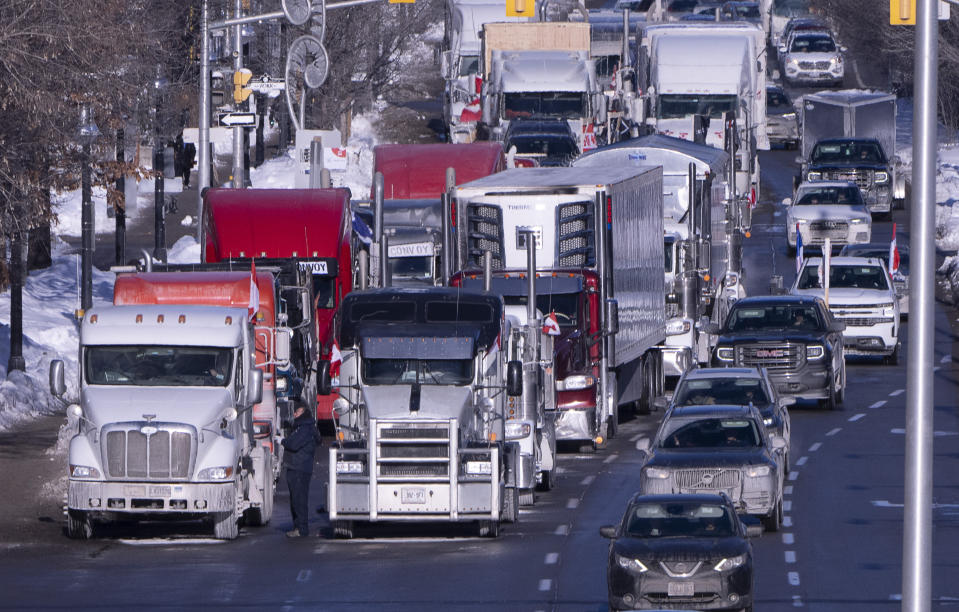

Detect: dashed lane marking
[566,498,579,509]
[789,573,801,586]
[808,442,821,452]
[603,454,618,464]
[890,389,905,396]
[630,433,642,442]
[934,366,942,372]
[785,550,797,563]
[783,516,793,527]
[942,355,952,364]
[296,570,311,583]
[869,401,887,409]
[538,579,552,592]
[788,471,799,481]
[890,428,958,437]
[545,552,559,565]
[580,475,595,486]
[848,413,866,422]
[783,500,793,512]
[795,456,808,466]
[554,524,569,536]
[782,533,794,545]
[784,485,794,496]
[826,427,842,436]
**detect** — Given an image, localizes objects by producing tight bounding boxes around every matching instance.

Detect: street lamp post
[154,68,168,263]
[78,104,99,312]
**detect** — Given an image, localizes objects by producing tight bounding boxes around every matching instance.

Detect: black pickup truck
[802,138,896,216]
[706,295,847,410]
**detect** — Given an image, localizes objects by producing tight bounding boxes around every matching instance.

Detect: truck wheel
[504,486,520,521]
[477,520,500,538]
[606,413,618,440]
[213,506,240,540]
[820,376,839,411]
[537,469,555,492]
[518,488,535,507]
[66,510,94,540]
[332,520,354,539]
[247,453,275,527]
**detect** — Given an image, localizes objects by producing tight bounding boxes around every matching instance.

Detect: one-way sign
[218,112,256,127]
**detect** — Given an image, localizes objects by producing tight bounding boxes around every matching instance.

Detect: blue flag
[795,222,803,275]
[352,211,373,245]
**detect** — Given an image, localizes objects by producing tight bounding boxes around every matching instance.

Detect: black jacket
[281,412,322,473]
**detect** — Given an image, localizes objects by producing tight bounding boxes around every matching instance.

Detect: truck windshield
[660,417,763,448]
[625,501,737,538]
[85,346,234,387]
[726,304,823,331]
[797,264,890,290]
[811,141,884,164]
[362,358,473,386]
[458,55,479,77]
[795,185,863,205]
[664,239,675,274]
[313,277,336,309]
[504,92,585,120]
[389,256,432,281]
[658,95,738,120]
[503,293,579,327]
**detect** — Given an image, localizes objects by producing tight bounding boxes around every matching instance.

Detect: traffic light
[233,69,253,103]
[890,0,916,25]
[507,0,535,17]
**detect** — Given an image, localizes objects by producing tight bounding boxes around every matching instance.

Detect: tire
[820,372,839,411]
[537,469,555,492]
[885,344,900,366]
[762,498,782,533]
[477,520,500,538]
[606,413,618,440]
[213,505,240,540]
[332,520,354,539]
[246,452,274,527]
[66,510,94,540]
[836,367,846,405]
[518,489,535,507]
[504,486,520,521]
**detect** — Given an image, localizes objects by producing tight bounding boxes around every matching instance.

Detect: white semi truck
[639,22,769,202]
[50,304,271,540]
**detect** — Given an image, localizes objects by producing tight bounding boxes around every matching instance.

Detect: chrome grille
[823,169,871,189]
[104,423,194,480]
[376,420,452,481]
[808,220,848,242]
[675,468,741,490]
[798,60,832,70]
[737,343,802,370]
[466,204,504,267]
[556,201,594,267]
[840,317,893,327]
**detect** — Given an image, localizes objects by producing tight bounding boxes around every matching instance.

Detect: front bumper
[784,63,843,84]
[863,186,893,213]
[68,479,236,515]
[609,561,752,611]
[661,346,694,379]
[767,117,799,145]
[766,363,832,400]
[554,408,597,442]
[788,224,871,249]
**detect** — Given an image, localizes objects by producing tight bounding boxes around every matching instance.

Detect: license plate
[668,581,695,597]
[149,485,171,497]
[401,487,426,504]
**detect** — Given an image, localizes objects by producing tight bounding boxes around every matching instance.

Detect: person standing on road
[282,404,321,538]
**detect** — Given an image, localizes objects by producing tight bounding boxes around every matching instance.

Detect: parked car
[600,493,757,611]
[803,138,897,216]
[766,85,798,149]
[790,256,901,363]
[503,119,580,167]
[840,242,910,315]
[781,31,844,86]
[720,1,762,23]
[786,181,872,254]
[660,367,793,470]
[776,16,829,56]
[636,403,786,533]
[706,295,847,409]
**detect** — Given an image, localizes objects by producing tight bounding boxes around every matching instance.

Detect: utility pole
[7,224,25,373]
[115,128,126,266]
[232,0,245,188]
[78,105,98,312]
[153,68,167,263]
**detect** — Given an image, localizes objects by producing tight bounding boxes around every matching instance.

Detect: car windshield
[843,248,910,273]
[658,94,738,119]
[624,501,738,538]
[790,35,836,53]
[362,358,473,386]
[674,377,769,406]
[507,135,577,158]
[85,346,234,387]
[724,4,761,19]
[660,417,763,448]
[504,92,585,120]
[504,292,579,328]
[774,0,811,15]
[795,185,863,206]
[668,0,700,11]
[767,90,790,108]
[726,304,823,331]
[811,141,884,163]
[797,264,890,290]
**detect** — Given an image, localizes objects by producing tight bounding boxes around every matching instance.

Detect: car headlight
[806,171,822,181]
[644,466,670,479]
[763,417,775,427]
[714,554,747,572]
[70,464,101,479]
[465,460,493,475]
[806,344,825,360]
[875,171,890,183]
[716,346,735,362]
[745,465,771,478]
[787,57,799,66]
[781,112,796,120]
[335,460,364,474]
[505,421,532,440]
[849,217,866,224]
[616,553,649,573]
[197,466,235,481]
[556,375,595,391]
[665,319,692,336]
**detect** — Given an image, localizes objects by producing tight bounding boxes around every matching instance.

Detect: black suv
[706,295,846,409]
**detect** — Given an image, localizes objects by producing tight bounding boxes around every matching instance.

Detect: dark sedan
[601,493,756,611]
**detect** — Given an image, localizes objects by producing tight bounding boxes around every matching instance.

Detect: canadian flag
[247,262,259,322]
[329,341,342,378]
[542,312,561,336]
[889,222,901,275]
[582,123,598,151]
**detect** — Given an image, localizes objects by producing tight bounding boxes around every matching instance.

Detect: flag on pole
[542,312,562,336]
[329,340,342,385]
[795,223,804,275]
[889,222,900,274]
[248,262,259,322]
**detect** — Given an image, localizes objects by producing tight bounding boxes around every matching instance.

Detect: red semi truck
[203,188,353,421]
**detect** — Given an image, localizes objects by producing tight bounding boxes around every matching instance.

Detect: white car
[790,256,900,363]
[780,31,844,86]
[786,181,871,253]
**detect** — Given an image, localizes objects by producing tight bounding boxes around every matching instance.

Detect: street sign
[218,112,256,127]
[248,79,286,93]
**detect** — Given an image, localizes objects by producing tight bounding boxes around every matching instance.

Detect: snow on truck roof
[454,166,661,192]
[372,143,505,199]
[81,305,247,348]
[204,188,351,260]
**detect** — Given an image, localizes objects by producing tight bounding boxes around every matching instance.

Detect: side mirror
[635,437,652,453]
[506,360,523,396]
[440,50,453,80]
[794,156,804,165]
[50,359,66,398]
[829,320,846,333]
[782,197,793,207]
[247,369,264,406]
[653,396,669,410]
[317,360,332,396]
[770,435,787,450]
[778,44,787,53]
[605,298,619,335]
[840,46,848,53]
[275,329,292,364]
[778,396,797,407]
[599,525,618,539]
[701,321,721,335]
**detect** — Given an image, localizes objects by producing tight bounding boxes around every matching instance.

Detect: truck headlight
[616,553,649,573]
[197,466,234,481]
[665,319,692,336]
[644,466,670,479]
[714,554,747,571]
[806,171,822,181]
[716,346,735,362]
[781,112,796,120]
[70,464,101,479]
[335,461,364,474]
[505,421,532,440]
[806,344,825,360]
[556,375,595,391]
[875,171,890,183]
[465,460,493,475]
[745,465,771,478]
